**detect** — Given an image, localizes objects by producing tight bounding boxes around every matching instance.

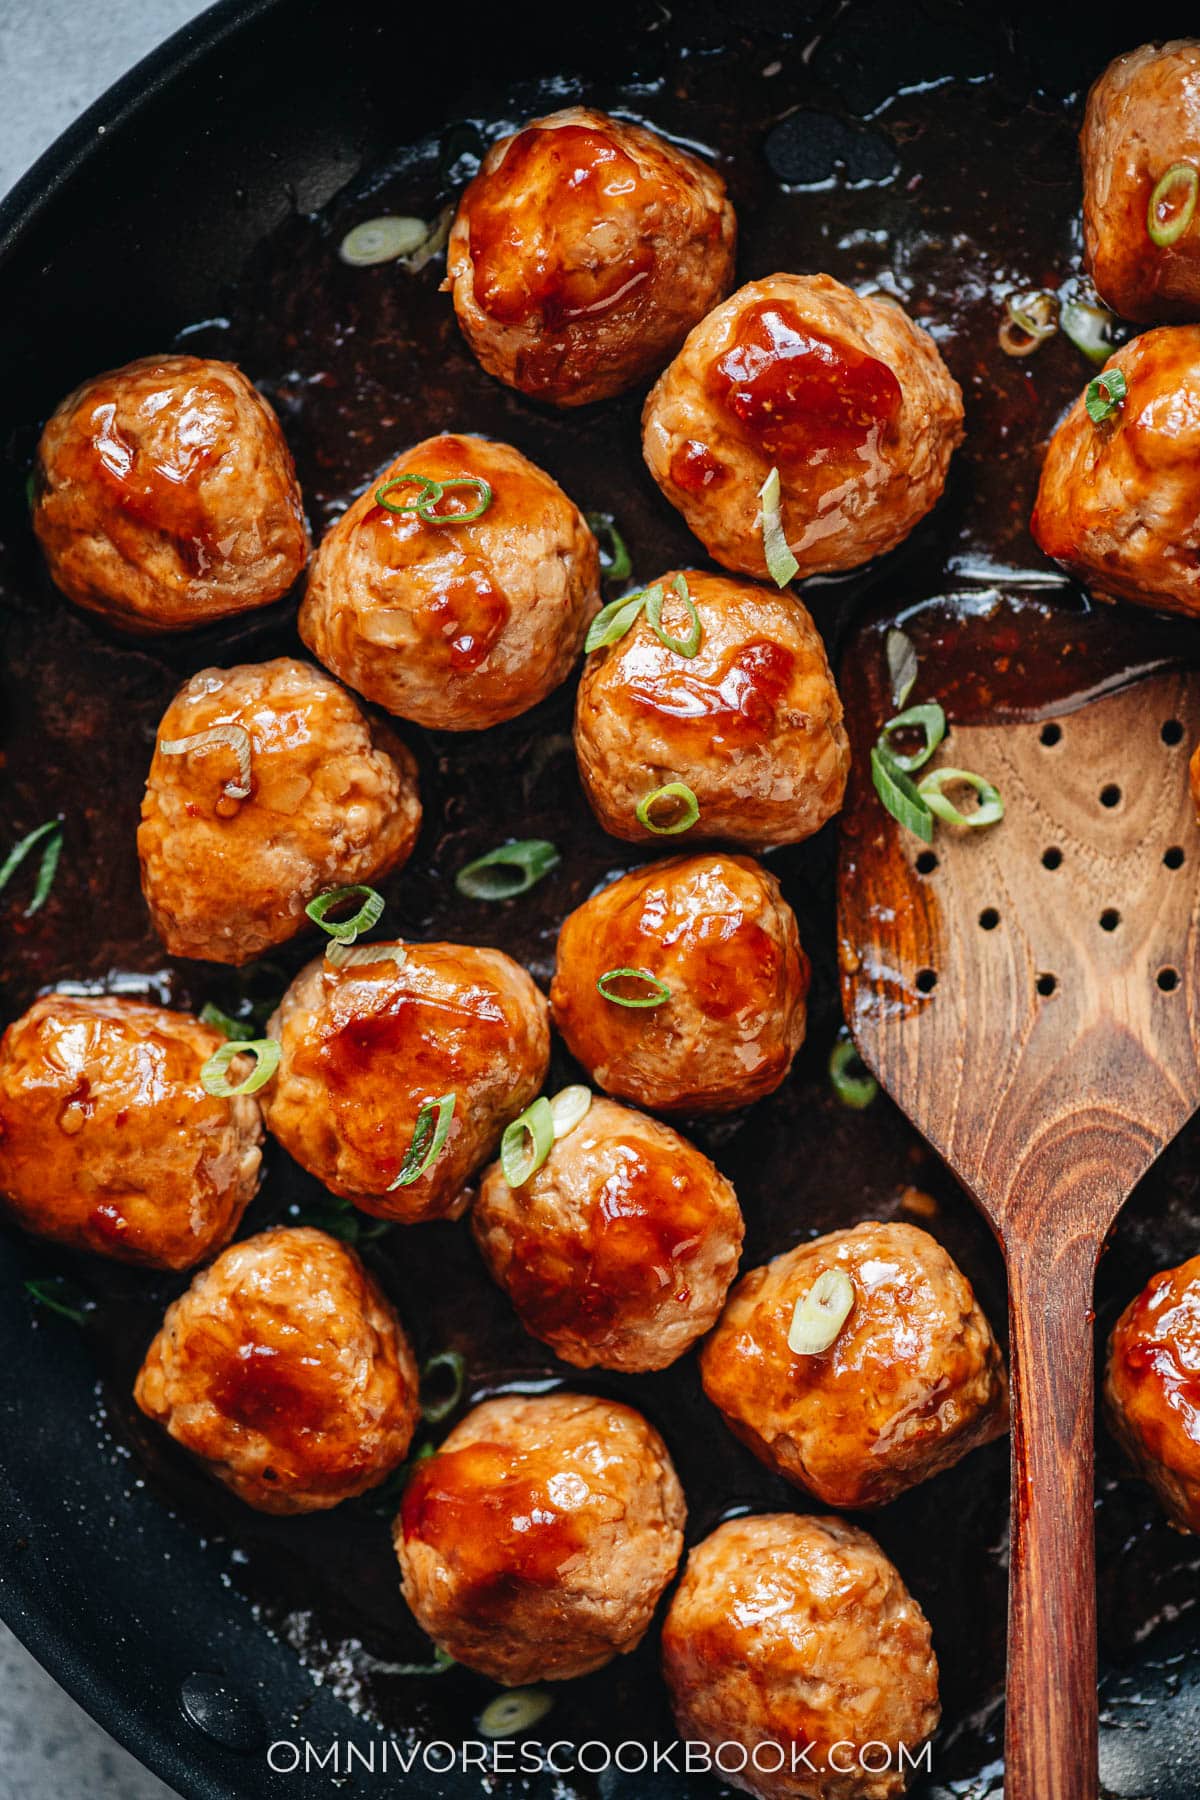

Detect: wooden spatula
[837,607,1200,1800]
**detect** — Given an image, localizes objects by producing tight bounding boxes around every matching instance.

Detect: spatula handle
[1004,1232,1099,1800]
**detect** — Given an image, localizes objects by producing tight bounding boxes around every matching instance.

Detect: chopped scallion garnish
[500,1096,555,1188]
[199,1002,257,1041]
[24,1275,90,1325]
[1147,163,1198,248]
[886,628,918,711]
[1060,298,1117,368]
[0,819,63,917]
[635,780,700,836]
[289,1193,391,1246]
[339,216,432,266]
[420,1349,466,1424]
[159,725,252,801]
[646,574,702,658]
[998,289,1058,358]
[870,747,934,844]
[585,587,653,654]
[917,766,1004,829]
[306,884,385,944]
[877,702,947,774]
[758,465,798,587]
[478,1689,555,1740]
[376,473,492,524]
[828,1037,878,1110]
[388,1093,456,1189]
[596,967,671,1009]
[586,511,632,583]
[1085,368,1126,424]
[199,1038,280,1097]
[549,1085,591,1140]
[455,840,560,901]
[787,1268,856,1355]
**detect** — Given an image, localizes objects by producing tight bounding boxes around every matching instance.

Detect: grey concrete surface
[0,7,211,1789]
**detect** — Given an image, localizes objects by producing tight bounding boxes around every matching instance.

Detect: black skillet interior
[5,2,1200,1796]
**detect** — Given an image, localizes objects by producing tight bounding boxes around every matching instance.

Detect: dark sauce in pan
[4,15,1200,1798]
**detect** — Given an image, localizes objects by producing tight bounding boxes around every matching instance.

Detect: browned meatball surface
[473,1094,744,1370]
[662,1514,940,1800]
[642,274,962,582]
[0,995,261,1270]
[550,853,808,1114]
[1031,327,1200,616]
[446,107,736,407]
[1082,41,1200,323]
[700,1221,1008,1508]
[575,570,849,847]
[138,657,421,965]
[300,433,599,730]
[1105,1254,1200,1533]
[261,944,549,1222]
[396,1391,685,1683]
[34,354,309,633]
[134,1227,419,1514]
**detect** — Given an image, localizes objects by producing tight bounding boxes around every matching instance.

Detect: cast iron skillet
[5,3,1200,1797]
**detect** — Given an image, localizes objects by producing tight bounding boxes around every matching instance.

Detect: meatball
[138,658,421,966]
[134,1227,418,1513]
[1031,327,1200,616]
[642,274,963,582]
[473,1095,744,1370]
[33,353,308,633]
[260,943,549,1223]
[575,570,849,847]
[661,1513,939,1800]
[550,853,808,1114]
[0,995,261,1270]
[300,433,599,730]
[1104,1254,1200,1532]
[446,107,736,407]
[1082,41,1200,323]
[700,1221,1008,1508]
[395,1391,685,1683]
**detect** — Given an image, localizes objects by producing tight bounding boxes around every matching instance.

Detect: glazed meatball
[575,570,849,847]
[662,1514,939,1800]
[446,107,736,407]
[395,1391,685,1683]
[1031,328,1200,616]
[138,658,421,965]
[300,433,599,730]
[700,1222,1007,1508]
[34,354,308,633]
[550,853,808,1114]
[473,1095,744,1370]
[642,274,962,582]
[1105,1254,1200,1532]
[1082,41,1200,323]
[261,943,549,1223]
[134,1227,419,1513]
[0,995,261,1270]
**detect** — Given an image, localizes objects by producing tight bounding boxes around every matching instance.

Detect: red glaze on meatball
[642,274,963,582]
[473,1094,744,1370]
[1031,327,1200,616]
[1105,1254,1200,1532]
[575,570,850,847]
[550,853,808,1114]
[446,107,736,407]
[138,658,421,965]
[700,1222,1008,1508]
[134,1227,419,1514]
[260,944,550,1223]
[1082,41,1200,323]
[300,433,599,729]
[396,1391,685,1683]
[662,1514,940,1800]
[0,995,261,1270]
[33,354,309,633]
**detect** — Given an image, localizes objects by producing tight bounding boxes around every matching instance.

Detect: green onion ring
[0,819,64,917]
[339,216,432,267]
[376,474,441,515]
[870,746,933,844]
[324,940,407,971]
[549,1085,591,1139]
[596,967,671,1009]
[500,1096,555,1187]
[478,1688,555,1740]
[24,1276,89,1325]
[388,1093,456,1189]
[1148,163,1199,248]
[585,588,652,653]
[645,574,702,658]
[758,465,798,588]
[305,884,385,943]
[423,476,492,523]
[998,289,1058,357]
[828,1037,878,1110]
[877,702,947,774]
[787,1268,856,1355]
[1085,368,1127,424]
[636,780,700,836]
[199,1038,281,1098]
[886,627,918,711]
[1060,298,1117,368]
[420,1348,467,1424]
[199,1002,257,1041]
[586,511,632,583]
[455,839,560,901]
[917,767,1004,829]
[377,1646,456,1678]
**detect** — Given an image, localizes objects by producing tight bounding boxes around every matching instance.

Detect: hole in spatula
[1158,967,1180,992]
[1165,846,1185,869]
[1100,909,1120,932]
[1040,723,1062,747]
[915,968,937,994]
[915,851,938,875]
[979,908,999,931]
[1161,719,1184,746]
[1099,784,1121,809]
[1042,847,1062,870]
[1036,973,1057,997]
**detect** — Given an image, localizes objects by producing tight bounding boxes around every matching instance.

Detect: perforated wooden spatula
[836,597,1200,1800]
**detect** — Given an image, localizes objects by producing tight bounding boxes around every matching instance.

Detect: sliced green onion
[376,473,440,515]
[25,470,36,512]
[870,746,933,844]
[159,724,252,801]
[0,819,63,917]
[917,766,1004,829]
[828,1037,878,1110]
[596,967,671,1009]
[787,1268,856,1355]
[377,1645,456,1677]
[388,1093,456,1189]
[420,1349,466,1424]
[479,1688,555,1740]
[199,1038,280,1097]
[306,884,385,944]
[339,216,431,266]
[293,1193,391,1244]
[375,473,492,525]
[585,588,650,653]
[1085,368,1127,424]
[646,574,702,658]
[998,289,1058,357]
[199,1002,256,1041]
[886,627,918,711]
[500,1096,555,1187]
[636,780,700,836]
[549,1084,591,1139]
[25,1275,89,1325]
[586,511,632,583]
[758,465,798,588]
[1060,299,1117,367]
[877,702,946,774]
[455,839,560,901]
[1148,163,1198,248]
[325,940,407,971]
[402,207,453,273]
